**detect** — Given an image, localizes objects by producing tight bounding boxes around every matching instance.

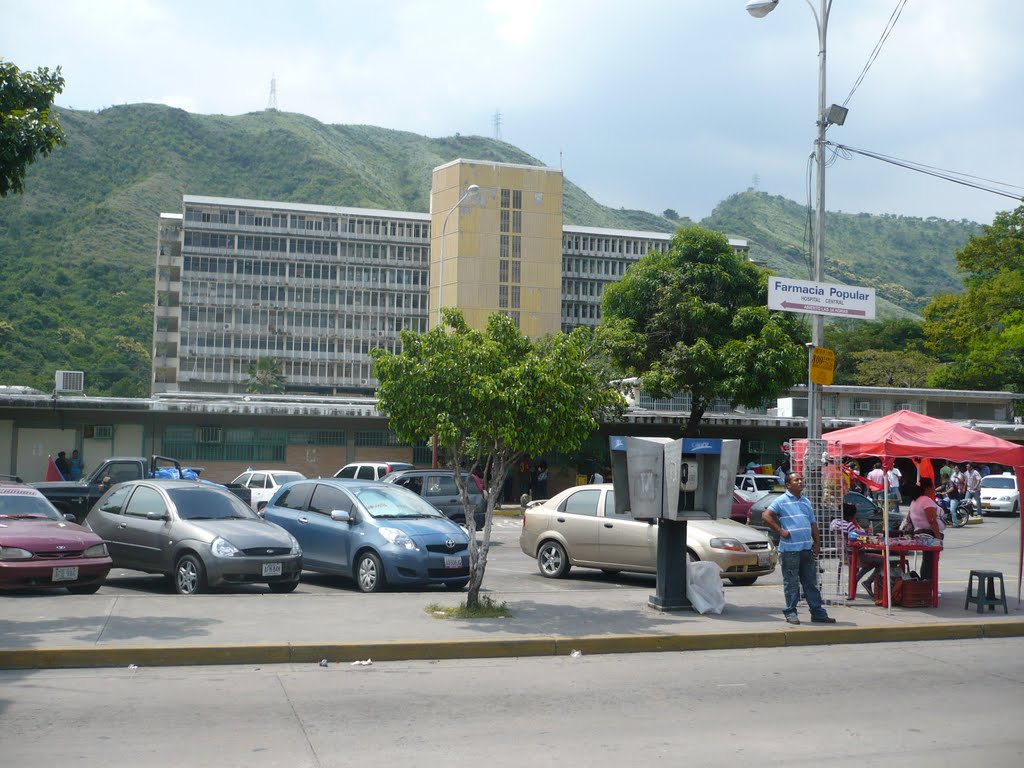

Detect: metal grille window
[499,260,509,282]
[501,188,510,208]
[511,261,520,283]
[355,429,407,447]
[512,189,522,209]
[499,285,509,308]
[500,235,509,257]
[511,286,520,308]
[288,430,346,446]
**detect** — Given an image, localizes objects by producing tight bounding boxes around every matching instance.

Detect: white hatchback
[232,470,306,511]
[979,473,1019,516]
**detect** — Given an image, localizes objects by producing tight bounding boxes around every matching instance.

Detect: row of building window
[562,235,668,256]
[187,207,429,239]
[185,235,429,265]
[183,260,429,287]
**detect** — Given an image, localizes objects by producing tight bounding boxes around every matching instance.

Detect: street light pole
[436,184,481,327]
[432,183,481,468]
[747,0,831,445]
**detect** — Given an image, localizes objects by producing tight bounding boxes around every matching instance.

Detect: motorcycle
[935,491,973,528]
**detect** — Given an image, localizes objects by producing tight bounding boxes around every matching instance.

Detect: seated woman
[902,483,945,580]
[830,503,883,600]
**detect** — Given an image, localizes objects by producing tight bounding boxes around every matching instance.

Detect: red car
[730,489,758,524]
[0,481,113,593]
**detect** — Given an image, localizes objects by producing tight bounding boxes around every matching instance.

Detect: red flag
[45,455,64,481]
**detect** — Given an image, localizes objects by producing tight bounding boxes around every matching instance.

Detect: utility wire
[841,0,908,109]
[831,142,1024,202]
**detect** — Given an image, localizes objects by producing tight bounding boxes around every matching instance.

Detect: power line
[840,0,908,109]
[831,142,1024,202]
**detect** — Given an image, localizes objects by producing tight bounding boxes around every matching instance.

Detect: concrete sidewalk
[2,579,1022,670]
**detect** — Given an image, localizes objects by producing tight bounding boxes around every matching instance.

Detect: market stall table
[848,536,943,608]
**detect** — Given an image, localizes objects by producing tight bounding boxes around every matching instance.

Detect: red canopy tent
[794,410,1024,603]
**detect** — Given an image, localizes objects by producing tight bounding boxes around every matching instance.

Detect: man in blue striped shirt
[763,472,835,625]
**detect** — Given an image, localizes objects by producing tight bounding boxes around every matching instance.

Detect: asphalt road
[2,638,1021,767]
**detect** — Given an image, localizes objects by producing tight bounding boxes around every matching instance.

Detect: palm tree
[245,357,286,394]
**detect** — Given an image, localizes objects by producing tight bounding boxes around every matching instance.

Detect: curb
[2,621,1022,670]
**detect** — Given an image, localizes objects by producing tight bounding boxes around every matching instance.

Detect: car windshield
[351,485,445,519]
[981,476,1015,490]
[167,487,259,521]
[0,490,64,520]
[271,472,304,484]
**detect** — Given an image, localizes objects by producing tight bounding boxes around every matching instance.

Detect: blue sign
[610,436,724,454]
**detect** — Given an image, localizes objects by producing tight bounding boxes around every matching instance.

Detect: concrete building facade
[152,159,748,396]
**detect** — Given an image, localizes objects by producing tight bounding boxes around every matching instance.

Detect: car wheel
[174,553,207,595]
[355,551,385,593]
[537,540,570,578]
[728,576,758,586]
[1014,501,1020,516]
[445,580,469,590]
[268,579,299,594]
[66,583,102,595]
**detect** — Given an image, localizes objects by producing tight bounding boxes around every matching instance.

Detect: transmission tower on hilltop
[493,110,503,141]
[267,75,278,111]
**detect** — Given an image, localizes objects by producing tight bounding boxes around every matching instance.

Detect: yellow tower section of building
[430,159,564,338]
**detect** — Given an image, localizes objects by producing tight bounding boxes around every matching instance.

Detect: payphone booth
[610,436,739,611]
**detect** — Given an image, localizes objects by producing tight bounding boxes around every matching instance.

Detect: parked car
[0,479,113,593]
[379,468,486,529]
[231,469,306,510]
[735,474,781,497]
[333,461,415,481]
[262,478,471,592]
[979,472,1019,516]
[730,489,759,523]
[519,483,777,586]
[33,455,252,523]
[84,480,302,595]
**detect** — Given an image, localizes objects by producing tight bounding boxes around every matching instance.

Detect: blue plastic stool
[965,570,1008,614]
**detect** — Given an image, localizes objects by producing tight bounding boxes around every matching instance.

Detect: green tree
[372,309,624,608]
[246,357,286,393]
[0,60,65,197]
[599,226,807,435]
[848,349,935,387]
[923,205,1024,391]
[826,317,932,384]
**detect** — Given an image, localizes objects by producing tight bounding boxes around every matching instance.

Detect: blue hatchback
[262,479,471,592]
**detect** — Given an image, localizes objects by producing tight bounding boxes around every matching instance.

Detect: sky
[4,0,1023,225]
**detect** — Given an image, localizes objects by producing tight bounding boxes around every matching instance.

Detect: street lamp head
[746,0,779,18]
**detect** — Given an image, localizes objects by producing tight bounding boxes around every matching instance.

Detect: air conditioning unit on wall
[55,370,84,393]
[855,401,871,412]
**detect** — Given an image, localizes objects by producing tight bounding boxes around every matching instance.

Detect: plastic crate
[893,578,933,608]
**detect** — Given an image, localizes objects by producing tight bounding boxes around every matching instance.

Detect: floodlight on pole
[436,184,482,326]
[747,0,836,448]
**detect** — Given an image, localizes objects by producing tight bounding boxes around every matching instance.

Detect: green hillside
[0,104,980,395]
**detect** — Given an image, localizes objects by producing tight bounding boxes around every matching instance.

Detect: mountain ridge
[0,104,981,395]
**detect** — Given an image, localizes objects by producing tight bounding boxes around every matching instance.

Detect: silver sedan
[520,483,777,586]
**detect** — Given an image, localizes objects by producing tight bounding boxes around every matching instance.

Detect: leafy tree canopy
[923,205,1024,391]
[371,309,624,607]
[0,60,65,197]
[848,349,935,388]
[599,226,807,434]
[825,317,933,384]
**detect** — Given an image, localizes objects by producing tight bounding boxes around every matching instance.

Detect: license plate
[757,553,771,567]
[262,562,283,577]
[444,556,462,569]
[52,566,79,582]
[981,502,991,508]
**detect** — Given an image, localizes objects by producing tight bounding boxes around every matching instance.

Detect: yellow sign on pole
[810,347,835,385]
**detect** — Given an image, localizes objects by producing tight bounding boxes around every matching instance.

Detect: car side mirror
[146,510,170,521]
[64,513,77,523]
[330,510,351,523]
